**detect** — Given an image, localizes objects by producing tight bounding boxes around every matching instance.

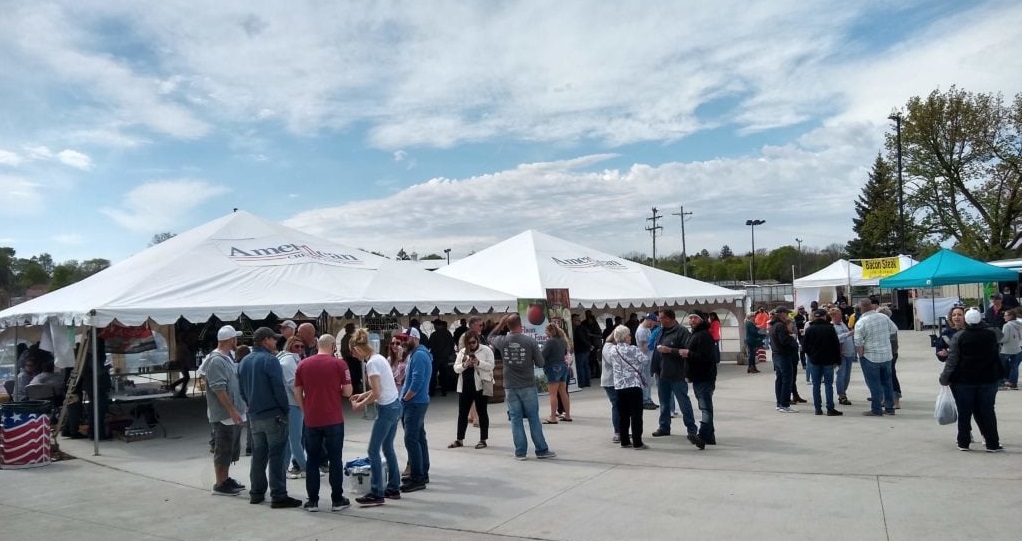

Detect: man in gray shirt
[488,313,557,460]
[204,325,248,496]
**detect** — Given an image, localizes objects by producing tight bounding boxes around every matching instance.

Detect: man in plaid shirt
[854,299,895,416]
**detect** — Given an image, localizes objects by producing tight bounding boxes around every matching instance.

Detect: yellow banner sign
[861,257,901,279]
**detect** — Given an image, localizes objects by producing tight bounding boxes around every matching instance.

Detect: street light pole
[746,219,765,285]
[443,248,451,265]
[889,112,905,254]
[795,237,803,275]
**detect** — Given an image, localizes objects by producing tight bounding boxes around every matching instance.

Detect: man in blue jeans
[489,313,557,460]
[239,327,302,509]
[854,299,896,416]
[802,309,843,416]
[684,311,716,448]
[294,333,353,512]
[398,328,432,491]
[769,307,800,413]
[651,309,701,447]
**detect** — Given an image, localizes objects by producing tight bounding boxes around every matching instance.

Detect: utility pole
[645,207,663,268]
[671,206,693,276]
[795,238,803,276]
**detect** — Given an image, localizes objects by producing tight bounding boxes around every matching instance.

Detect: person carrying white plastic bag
[934,386,957,425]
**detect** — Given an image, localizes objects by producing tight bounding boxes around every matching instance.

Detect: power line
[645,207,663,268]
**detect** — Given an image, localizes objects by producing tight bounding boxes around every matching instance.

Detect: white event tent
[436,230,745,309]
[793,256,916,308]
[0,210,516,329]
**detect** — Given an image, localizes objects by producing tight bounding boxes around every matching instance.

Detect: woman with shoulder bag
[450,331,494,449]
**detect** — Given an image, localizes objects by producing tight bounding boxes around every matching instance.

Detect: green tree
[846,154,903,258]
[149,232,176,246]
[395,248,411,261]
[719,245,734,259]
[50,261,80,290]
[898,86,1022,259]
[420,253,444,260]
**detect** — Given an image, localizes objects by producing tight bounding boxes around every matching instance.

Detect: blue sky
[1,0,1020,265]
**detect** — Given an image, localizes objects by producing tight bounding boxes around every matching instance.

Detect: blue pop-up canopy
[879,249,1019,288]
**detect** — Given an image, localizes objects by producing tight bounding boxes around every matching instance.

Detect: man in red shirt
[295,333,352,512]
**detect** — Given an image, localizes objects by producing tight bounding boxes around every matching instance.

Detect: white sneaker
[777,406,799,413]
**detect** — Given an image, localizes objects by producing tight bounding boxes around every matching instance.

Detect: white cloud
[1,2,1019,152]
[0,175,43,215]
[101,179,230,232]
[285,123,878,257]
[23,146,54,160]
[56,149,93,170]
[393,150,407,162]
[0,149,22,166]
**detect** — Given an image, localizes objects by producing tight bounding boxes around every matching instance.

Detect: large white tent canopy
[0,211,516,328]
[436,230,745,308]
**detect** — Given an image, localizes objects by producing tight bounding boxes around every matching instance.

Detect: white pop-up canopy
[793,256,917,307]
[436,230,744,308]
[0,211,516,328]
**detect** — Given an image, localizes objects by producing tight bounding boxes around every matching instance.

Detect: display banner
[515,289,578,394]
[861,257,901,279]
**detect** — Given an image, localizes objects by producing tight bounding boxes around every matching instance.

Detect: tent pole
[13,324,19,400]
[91,324,100,456]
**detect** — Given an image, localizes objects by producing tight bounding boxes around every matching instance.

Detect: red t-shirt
[294,354,351,428]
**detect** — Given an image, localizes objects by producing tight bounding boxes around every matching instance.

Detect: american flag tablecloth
[1,410,52,469]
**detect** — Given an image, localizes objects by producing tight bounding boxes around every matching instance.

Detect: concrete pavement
[2,330,1019,540]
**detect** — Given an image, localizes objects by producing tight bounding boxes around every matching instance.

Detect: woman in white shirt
[606,325,648,449]
[349,329,403,507]
[450,331,495,449]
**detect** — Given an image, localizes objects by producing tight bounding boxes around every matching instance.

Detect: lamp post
[795,237,803,275]
[746,219,765,285]
[888,112,905,254]
[443,248,451,265]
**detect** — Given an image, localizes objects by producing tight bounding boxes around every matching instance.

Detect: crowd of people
[177,289,1022,510]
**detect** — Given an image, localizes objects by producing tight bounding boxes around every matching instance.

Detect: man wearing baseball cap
[204,325,247,496]
[239,327,301,508]
[397,327,432,492]
[769,306,800,413]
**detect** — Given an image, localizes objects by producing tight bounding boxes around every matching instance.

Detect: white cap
[217,325,243,341]
[964,308,982,325]
[280,320,297,330]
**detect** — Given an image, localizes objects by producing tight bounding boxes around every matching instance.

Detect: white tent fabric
[435,230,744,308]
[793,260,864,289]
[0,211,516,327]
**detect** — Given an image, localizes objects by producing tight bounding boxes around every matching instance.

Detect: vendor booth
[0,211,517,455]
[879,249,1020,329]
[793,256,917,309]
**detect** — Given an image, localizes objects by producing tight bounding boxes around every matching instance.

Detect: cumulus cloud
[56,149,93,170]
[3,2,1017,151]
[0,175,43,215]
[101,179,230,232]
[285,123,878,257]
[0,150,22,166]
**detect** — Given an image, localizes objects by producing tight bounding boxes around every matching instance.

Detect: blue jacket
[401,344,432,404]
[238,346,289,421]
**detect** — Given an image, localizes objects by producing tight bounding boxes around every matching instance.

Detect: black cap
[812,308,828,319]
[252,327,280,343]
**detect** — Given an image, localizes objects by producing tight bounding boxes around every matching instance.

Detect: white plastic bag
[934,386,958,425]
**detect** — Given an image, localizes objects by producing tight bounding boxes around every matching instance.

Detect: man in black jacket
[571,314,592,387]
[802,309,843,416]
[684,311,716,447]
[652,309,700,446]
[770,306,800,413]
